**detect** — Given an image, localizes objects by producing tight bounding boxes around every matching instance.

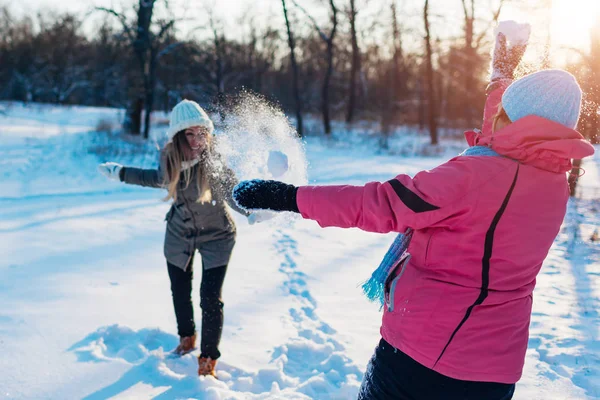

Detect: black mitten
[233,180,299,213]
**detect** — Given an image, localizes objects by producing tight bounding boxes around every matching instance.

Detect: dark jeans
[167,258,228,359]
[358,339,516,400]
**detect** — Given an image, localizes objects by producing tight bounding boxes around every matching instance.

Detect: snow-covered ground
[0,102,598,399]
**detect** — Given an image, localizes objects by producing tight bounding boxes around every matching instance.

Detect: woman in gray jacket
[98,100,250,377]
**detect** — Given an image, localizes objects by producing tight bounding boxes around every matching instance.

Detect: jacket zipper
[180,165,199,270]
[386,253,412,312]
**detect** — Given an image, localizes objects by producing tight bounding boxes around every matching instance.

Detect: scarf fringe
[360,146,500,306]
[361,230,413,308]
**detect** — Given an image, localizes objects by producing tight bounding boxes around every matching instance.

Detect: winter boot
[173,333,197,356]
[198,356,218,377]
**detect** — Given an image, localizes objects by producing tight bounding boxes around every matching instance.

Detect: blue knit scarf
[361,146,500,308]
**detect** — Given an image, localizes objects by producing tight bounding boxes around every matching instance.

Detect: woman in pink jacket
[232,32,595,399]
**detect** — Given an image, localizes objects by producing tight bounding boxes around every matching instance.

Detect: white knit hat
[502,70,582,129]
[167,99,214,141]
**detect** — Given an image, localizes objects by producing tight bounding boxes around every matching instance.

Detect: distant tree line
[0,1,597,144]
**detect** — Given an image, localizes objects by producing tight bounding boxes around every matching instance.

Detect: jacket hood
[465,115,595,173]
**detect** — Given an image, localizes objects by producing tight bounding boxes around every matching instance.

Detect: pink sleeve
[296,158,472,233]
[482,80,511,135]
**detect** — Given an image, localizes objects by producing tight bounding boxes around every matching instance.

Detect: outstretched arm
[120,165,165,188]
[295,159,471,233]
[233,158,474,234]
[98,151,167,188]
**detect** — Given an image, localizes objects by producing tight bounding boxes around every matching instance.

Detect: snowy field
[0,102,598,399]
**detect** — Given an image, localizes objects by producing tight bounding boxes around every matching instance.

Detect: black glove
[233,180,299,213]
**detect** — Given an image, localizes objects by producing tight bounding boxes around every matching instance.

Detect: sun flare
[551,0,600,49]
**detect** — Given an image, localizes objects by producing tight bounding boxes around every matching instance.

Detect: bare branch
[157,42,184,59]
[291,0,328,41]
[475,0,505,48]
[461,0,469,20]
[156,19,176,39]
[491,0,504,22]
[95,7,135,43]
[329,0,338,41]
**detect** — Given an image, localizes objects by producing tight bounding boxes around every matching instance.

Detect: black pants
[167,258,227,359]
[358,339,516,400]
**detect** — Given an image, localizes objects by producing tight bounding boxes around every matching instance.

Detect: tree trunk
[135,0,154,47]
[423,0,438,145]
[418,78,425,131]
[282,0,303,137]
[126,0,155,136]
[143,89,153,139]
[322,0,338,135]
[346,0,360,123]
[568,159,582,197]
[390,1,405,123]
[462,0,475,127]
[323,39,334,134]
[127,97,143,135]
[143,51,157,139]
[210,19,226,121]
[391,1,402,99]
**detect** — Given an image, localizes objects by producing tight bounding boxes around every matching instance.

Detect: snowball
[212,92,307,188]
[495,20,531,46]
[267,150,289,178]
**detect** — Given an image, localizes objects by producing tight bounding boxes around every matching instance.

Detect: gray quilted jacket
[121,151,247,270]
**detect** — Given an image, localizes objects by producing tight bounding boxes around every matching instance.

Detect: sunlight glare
[551,0,600,50]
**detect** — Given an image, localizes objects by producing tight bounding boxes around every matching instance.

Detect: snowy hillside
[0,102,598,399]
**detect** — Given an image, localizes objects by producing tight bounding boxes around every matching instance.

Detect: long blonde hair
[492,103,511,133]
[163,131,213,204]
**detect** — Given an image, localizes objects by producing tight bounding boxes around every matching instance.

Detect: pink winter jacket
[296,83,595,383]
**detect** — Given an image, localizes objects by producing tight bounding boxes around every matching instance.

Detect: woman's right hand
[233,180,299,213]
[98,162,123,181]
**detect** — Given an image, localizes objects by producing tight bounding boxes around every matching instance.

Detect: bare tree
[293,0,338,135]
[391,1,404,96]
[423,0,438,145]
[282,0,304,137]
[461,0,504,127]
[568,16,600,196]
[346,0,361,123]
[13,67,47,103]
[379,0,405,148]
[91,20,129,107]
[50,65,90,103]
[98,0,179,138]
[585,18,600,143]
[15,14,92,104]
[240,14,279,93]
[207,13,227,118]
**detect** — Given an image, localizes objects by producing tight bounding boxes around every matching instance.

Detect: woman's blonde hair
[163,130,212,204]
[492,103,511,133]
